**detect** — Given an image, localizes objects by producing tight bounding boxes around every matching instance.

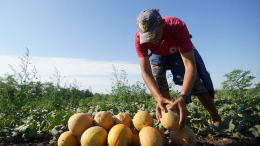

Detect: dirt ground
[0,136,259,146]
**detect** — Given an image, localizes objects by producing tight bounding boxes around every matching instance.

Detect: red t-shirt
[135,17,193,58]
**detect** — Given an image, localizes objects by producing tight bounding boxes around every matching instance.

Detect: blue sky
[0,0,259,93]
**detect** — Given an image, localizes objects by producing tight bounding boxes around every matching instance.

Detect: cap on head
[136,9,162,44]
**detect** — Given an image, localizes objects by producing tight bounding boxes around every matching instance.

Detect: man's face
[150,20,165,44]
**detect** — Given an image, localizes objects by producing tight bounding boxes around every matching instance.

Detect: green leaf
[236,118,246,132]
[255,125,260,131]
[0,120,4,127]
[222,116,232,127]
[249,125,260,137]
[191,118,207,129]
[49,125,65,136]
[232,132,245,138]
[7,115,15,121]
[21,119,30,125]
[2,126,12,133]
[7,135,14,142]
[11,131,18,137]
[190,118,207,124]
[28,123,36,130]
[125,110,130,115]
[211,116,234,134]
[40,121,47,129]
[49,136,59,144]
[56,114,63,121]
[5,120,11,126]
[22,128,37,140]
[237,105,247,114]
[49,120,64,129]
[188,103,199,112]
[211,124,222,133]
[228,119,235,132]
[15,125,29,133]
[250,98,260,106]
[67,111,74,117]
[192,112,202,118]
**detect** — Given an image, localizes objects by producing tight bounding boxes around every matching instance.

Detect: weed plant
[0,49,93,113]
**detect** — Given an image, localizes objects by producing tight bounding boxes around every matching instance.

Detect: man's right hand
[156,97,187,129]
[155,97,174,122]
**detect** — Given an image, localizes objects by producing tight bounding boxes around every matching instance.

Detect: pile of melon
[58,104,197,146]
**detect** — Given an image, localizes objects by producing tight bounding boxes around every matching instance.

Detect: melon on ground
[68,113,94,137]
[160,104,181,131]
[133,111,154,131]
[132,130,140,146]
[80,126,107,146]
[107,124,133,146]
[58,131,80,146]
[170,126,197,146]
[115,112,133,129]
[139,126,163,146]
[155,128,168,146]
[94,111,114,132]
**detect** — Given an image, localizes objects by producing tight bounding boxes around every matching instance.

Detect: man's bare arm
[138,56,174,121]
[168,50,197,128]
[180,50,197,96]
[138,56,163,101]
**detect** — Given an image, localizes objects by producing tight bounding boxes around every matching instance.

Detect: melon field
[0,52,260,145]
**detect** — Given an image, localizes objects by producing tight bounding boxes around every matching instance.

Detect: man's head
[136,9,165,44]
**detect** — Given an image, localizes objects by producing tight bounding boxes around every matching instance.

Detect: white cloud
[0,55,141,75]
[0,55,142,93]
[35,57,141,76]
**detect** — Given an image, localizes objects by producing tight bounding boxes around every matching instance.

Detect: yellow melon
[139,126,163,146]
[94,111,114,132]
[80,126,107,146]
[170,126,197,146]
[68,113,93,137]
[160,104,181,131]
[58,131,80,146]
[133,111,154,131]
[115,112,133,129]
[132,130,140,146]
[155,128,168,146]
[107,124,133,146]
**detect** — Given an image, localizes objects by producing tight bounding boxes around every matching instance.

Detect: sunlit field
[0,50,259,145]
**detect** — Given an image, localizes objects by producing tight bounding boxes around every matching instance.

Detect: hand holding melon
[160,98,187,130]
[159,104,181,131]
